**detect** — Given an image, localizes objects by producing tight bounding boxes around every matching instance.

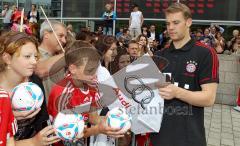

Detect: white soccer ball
[107,107,131,133]
[54,112,85,141]
[11,82,44,111]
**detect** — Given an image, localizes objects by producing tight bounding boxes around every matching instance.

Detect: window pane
[18,0,57,17]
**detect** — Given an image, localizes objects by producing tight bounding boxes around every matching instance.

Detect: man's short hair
[128,40,139,48]
[165,3,192,20]
[40,20,66,41]
[65,40,100,67]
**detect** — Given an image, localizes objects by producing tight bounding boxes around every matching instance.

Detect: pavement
[205,104,240,146]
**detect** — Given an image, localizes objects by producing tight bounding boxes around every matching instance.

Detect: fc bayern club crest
[186,61,197,73]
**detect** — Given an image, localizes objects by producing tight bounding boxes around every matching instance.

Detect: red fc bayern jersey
[48,74,101,121]
[0,88,17,146]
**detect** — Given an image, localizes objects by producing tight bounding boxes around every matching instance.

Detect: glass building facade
[0,0,239,32]
[1,0,240,20]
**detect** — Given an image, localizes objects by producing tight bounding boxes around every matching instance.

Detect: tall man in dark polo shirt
[150,3,219,146]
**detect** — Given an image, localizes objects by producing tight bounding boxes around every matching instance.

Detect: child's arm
[15,125,60,146]
[88,111,102,125]
[87,111,125,138]
[83,117,124,138]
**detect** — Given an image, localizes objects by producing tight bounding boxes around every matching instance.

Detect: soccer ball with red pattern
[54,112,85,141]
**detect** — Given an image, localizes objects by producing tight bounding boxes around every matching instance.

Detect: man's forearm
[35,54,64,78]
[175,83,217,107]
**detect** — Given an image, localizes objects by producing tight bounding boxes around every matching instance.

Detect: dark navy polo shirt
[150,39,219,146]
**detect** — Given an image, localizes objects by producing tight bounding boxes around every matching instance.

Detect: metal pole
[36,17,240,25]
[17,0,19,8]
[60,0,63,23]
[113,0,116,36]
[177,0,180,3]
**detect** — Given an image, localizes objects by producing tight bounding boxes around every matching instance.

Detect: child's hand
[34,125,61,146]
[13,108,41,120]
[97,116,125,138]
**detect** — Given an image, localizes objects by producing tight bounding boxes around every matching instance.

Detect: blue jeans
[103,27,113,35]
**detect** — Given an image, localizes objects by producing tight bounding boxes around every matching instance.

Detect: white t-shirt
[96,64,111,82]
[2,9,12,23]
[130,11,142,28]
[90,65,116,146]
[29,11,37,23]
[150,32,156,40]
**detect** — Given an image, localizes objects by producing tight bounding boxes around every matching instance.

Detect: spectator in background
[148,38,158,54]
[76,29,91,41]
[227,29,239,50]
[203,27,210,37]
[113,49,131,73]
[202,28,214,48]
[209,24,224,38]
[129,4,144,39]
[65,30,76,52]
[119,28,132,47]
[127,40,140,62]
[147,24,160,43]
[1,4,13,29]
[11,11,32,35]
[102,3,116,35]
[35,20,67,99]
[94,35,117,73]
[95,25,103,35]
[159,29,170,49]
[231,29,239,41]
[194,29,203,41]
[27,4,40,36]
[11,5,19,22]
[66,24,76,38]
[136,34,153,56]
[214,31,225,54]
[142,25,149,37]
[229,34,240,54]
[116,27,123,40]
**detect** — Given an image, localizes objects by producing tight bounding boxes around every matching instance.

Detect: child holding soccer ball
[0,31,60,146]
[48,40,126,146]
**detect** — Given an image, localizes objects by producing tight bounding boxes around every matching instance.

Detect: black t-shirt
[15,74,49,140]
[150,39,219,146]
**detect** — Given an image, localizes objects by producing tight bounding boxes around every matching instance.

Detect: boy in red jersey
[0,88,17,146]
[48,41,125,146]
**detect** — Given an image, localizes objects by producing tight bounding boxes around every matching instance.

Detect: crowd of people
[0,2,239,146]
[1,4,40,36]
[100,3,240,55]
